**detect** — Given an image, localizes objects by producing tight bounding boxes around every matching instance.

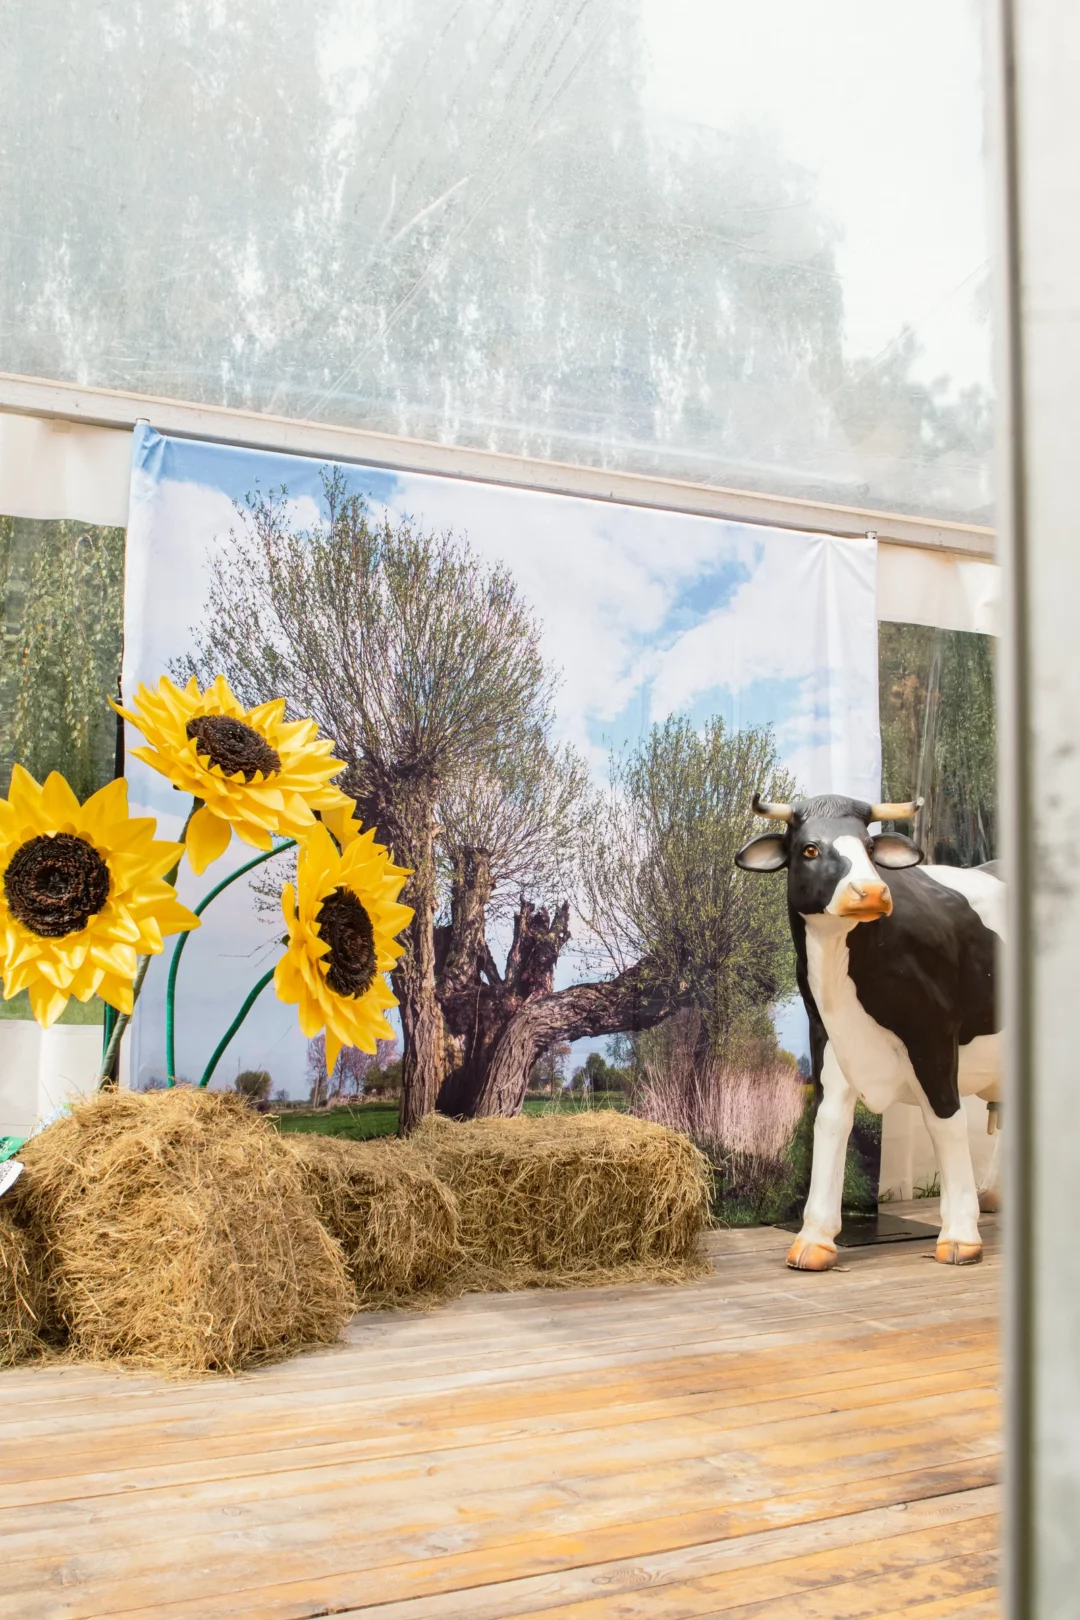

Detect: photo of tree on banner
[122,427,879,1214]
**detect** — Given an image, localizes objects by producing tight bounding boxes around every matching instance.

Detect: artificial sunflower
[0,767,199,1027]
[320,797,365,850]
[113,675,352,874]
[274,821,413,1069]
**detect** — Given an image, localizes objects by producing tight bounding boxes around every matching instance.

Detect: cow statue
[735,793,1003,1271]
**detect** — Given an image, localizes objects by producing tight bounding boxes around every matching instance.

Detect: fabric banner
[123,425,878,1102]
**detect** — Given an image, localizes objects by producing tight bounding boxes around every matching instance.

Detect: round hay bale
[285,1133,460,1306]
[0,1203,48,1366]
[11,1088,355,1375]
[414,1111,712,1291]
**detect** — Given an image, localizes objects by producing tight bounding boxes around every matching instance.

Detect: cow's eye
[803,844,819,859]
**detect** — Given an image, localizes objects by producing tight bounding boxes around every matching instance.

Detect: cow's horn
[869,797,924,821]
[752,793,794,823]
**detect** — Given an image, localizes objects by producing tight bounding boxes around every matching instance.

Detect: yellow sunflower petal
[134,916,164,956]
[184,805,233,874]
[40,771,83,827]
[98,975,134,1016]
[89,938,138,977]
[6,764,43,818]
[272,805,409,1063]
[324,1027,344,1074]
[0,764,200,1027]
[248,697,287,730]
[28,978,69,1028]
[321,801,362,848]
[94,906,142,945]
[144,898,201,937]
[118,675,349,848]
[78,773,130,824]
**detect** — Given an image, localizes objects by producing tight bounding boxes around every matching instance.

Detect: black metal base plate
[774,1212,941,1248]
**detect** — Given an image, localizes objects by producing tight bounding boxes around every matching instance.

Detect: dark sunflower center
[316,886,377,999]
[186,715,281,781]
[4,833,111,938]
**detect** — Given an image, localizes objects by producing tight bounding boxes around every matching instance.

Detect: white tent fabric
[877,544,1000,636]
[0,411,998,634]
[0,412,131,526]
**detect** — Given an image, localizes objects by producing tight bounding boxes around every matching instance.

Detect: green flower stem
[198,967,277,1090]
[165,799,202,887]
[99,799,201,1071]
[101,1002,117,1065]
[164,836,297,1085]
[97,954,152,1087]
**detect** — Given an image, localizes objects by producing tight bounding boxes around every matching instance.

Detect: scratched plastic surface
[0,0,991,521]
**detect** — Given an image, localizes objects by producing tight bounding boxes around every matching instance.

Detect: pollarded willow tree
[434,722,588,1115]
[183,478,796,1124]
[468,716,797,1116]
[179,470,584,1131]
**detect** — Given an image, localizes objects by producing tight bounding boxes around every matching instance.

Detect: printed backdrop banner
[123,425,879,1096]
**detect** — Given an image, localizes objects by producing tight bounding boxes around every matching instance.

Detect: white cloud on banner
[383,473,877,798]
[125,468,323,692]
[380,474,732,767]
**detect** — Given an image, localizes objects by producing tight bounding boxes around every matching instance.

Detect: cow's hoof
[978,1189,1001,1215]
[935,1239,983,1266]
[786,1237,838,1271]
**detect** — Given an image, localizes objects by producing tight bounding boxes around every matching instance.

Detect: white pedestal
[0,1022,113,1139]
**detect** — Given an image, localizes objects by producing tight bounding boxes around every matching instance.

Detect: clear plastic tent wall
[0,1,991,523]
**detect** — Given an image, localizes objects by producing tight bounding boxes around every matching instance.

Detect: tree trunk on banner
[472,966,686,1118]
[435,886,569,1116]
[379,796,445,1136]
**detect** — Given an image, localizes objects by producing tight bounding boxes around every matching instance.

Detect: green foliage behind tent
[0,516,125,800]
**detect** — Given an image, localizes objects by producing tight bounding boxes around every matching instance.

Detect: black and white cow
[735,793,1003,1271]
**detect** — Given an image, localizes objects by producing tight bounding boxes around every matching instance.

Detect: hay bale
[285,1133,460,1306]
[414,1111,712,1291]
[12,1088,355,1375]
[0,1203,48,1366]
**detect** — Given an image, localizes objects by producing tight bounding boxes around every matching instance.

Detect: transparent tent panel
[0,0,991,521]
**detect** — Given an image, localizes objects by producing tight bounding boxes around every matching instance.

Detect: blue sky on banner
[124,428,878,1093]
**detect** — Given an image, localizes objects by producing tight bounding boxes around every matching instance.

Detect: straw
[285,1133,461,1307]
[414,1111,713,1292]
[12,1088,354,1375]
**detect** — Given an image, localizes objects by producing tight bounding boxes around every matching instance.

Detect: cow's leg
[978,1115,1003,1215]
[917,1099,982,1264]
[787,1043,855,1272]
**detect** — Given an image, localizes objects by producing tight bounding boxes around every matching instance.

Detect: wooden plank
[0,1361,999,1511]
[306,1489,1000,1620]
[0,1210,1001,1620]
[0,1386,999,1553]
[0,1335,999,1460]
[0,1243,999,1411]
[406,1525,999,1620]
[0,1318,998,1434]
[857,1591,999,1620]
[0,1451,1001,1617]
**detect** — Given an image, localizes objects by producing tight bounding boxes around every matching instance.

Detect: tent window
[878,622,997,866]
[1,3,990,524]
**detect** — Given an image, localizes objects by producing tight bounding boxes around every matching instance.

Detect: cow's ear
[872,833,924,869]
[735,833,789,872]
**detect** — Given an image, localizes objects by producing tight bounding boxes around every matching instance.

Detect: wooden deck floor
[1,1201,1000,1620]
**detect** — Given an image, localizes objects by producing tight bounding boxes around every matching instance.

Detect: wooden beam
[0,371,995,560]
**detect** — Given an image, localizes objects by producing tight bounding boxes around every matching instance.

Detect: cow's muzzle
[833,880,893,919]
